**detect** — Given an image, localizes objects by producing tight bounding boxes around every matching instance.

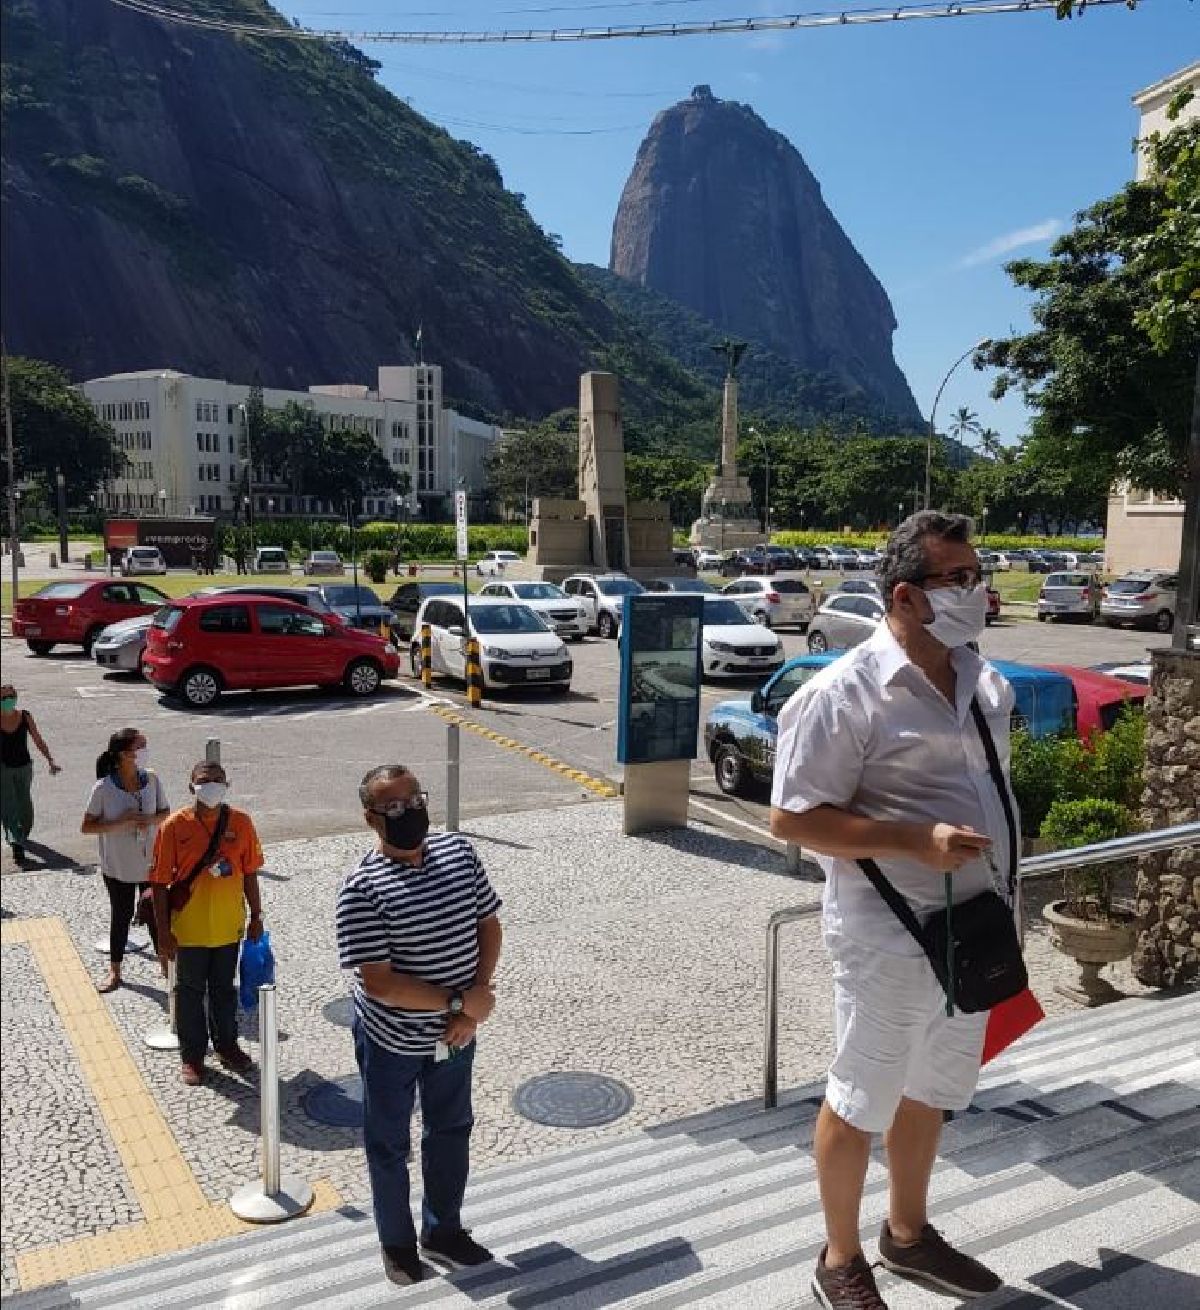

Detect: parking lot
[0,590,1168,873]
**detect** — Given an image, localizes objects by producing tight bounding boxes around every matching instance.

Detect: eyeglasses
[918,568,983,590]
[369,792,429,818]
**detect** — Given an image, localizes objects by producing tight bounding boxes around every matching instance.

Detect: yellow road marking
[2,917,341,1290]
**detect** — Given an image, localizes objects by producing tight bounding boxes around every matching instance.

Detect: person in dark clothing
[1,683,61,866]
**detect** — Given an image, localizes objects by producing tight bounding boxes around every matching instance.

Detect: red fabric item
[982,988,1046,1064]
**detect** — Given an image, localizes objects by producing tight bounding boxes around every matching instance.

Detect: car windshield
[596,579,643,597]
[659,578,716,593]
[258,549,287,559]
[152,606,185,632]
[1107,578,1158,595]
[703,600,754,626]
[470,604,549,635]
[1047,574,1088,587]
[321,586,380,606]
[32,582,90,599]
[312,552,339,562]
[511,583,565,600]
[771,578,809,594]
[131,548,160,558]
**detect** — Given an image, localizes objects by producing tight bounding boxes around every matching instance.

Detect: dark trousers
[102,877,159,963]
[175,943,240,1063]
[354,1020,475,1249]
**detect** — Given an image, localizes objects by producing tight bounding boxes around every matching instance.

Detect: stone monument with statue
[689,339,762,552]
[526,371,675,580]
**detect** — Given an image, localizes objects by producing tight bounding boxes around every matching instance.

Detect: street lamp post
[749,426,769,540]
[158,488,167,517]
[981,505,989,546]
[925,339,991,510]
[898,501,904,529]
[238,403,255,562]
[56,469,68,563]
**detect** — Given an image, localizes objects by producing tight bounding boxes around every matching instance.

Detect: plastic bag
[239,930,276,1010]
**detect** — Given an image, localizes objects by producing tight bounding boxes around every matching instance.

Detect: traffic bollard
[446,722,460,831]
[230,984,314,1223]
[420,623,432,689]
[785,843,804,876]
[206,737,221,765]
[144,958,181,1051]
[465,636,484,708]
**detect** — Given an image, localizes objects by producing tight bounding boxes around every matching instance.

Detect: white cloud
[957,218,1064,269]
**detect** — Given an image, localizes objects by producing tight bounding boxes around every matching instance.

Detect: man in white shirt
[771,512,1013,1310]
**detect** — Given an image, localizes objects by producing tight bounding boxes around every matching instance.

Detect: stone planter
[1043,900,1136,1007]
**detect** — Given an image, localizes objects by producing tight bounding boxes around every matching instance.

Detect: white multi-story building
[80,363,502,519]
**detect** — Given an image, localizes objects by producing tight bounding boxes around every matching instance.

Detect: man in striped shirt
[336,763,503,1287]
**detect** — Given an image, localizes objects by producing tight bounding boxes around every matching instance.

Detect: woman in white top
[81,728,170,994]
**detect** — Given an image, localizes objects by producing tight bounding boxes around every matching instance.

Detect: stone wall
[1132,647,1200,987]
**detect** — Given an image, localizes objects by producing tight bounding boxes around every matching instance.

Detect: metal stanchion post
[446,722,460,831]
[763,919,782,1109]
[206,738,221,765]
[230,984,313,1223]
[144,958,180,1051]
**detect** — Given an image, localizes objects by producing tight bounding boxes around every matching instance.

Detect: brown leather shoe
[216,1044,253,1074]
[181,1061,205,1086]
[878,1221,1001,1298]
[813,1246,887,1309]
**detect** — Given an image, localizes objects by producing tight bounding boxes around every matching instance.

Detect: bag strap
[176,804,231,895]
[969,698,1019,901]
[856,856,927,944]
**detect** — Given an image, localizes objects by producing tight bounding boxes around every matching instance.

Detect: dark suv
[387,581,468,641]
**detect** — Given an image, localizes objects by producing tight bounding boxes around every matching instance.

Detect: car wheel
[345,658,383,697]
[597,611,617,640]
[1037,612,1047,622]
[807,630,829,654]
[27,640,55,656]
[1155,609,1174,633]
[180,666,222,709]
[714,743,749,797]
[82,626,104,657]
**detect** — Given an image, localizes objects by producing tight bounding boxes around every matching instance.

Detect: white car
[408,595,572,690]
[978,550,1012,571]
[700,596,784,679]
[252,546,291,574]
[695,548,724,571]
[721,575,815,630]
[120,546,167,576]
[1090,661,1152,686]
[302,551,346,576]
[478,580,588,641]
[561,573,645,639]
[475,550,523,577]
[807,592,886,653]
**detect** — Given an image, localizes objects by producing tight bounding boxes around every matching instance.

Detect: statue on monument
[710,337,748,379]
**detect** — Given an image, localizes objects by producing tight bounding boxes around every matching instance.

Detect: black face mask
[382,806,429,851]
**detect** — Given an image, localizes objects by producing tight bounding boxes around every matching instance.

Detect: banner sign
[617,594,703,765]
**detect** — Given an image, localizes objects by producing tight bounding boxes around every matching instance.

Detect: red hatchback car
[1040,664,1147,740]
[12,580,170,656]
[143,594,401,708]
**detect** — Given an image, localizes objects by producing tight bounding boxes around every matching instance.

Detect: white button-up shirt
[771,621,1018,956]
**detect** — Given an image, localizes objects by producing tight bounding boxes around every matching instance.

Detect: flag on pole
[414,324,424,362]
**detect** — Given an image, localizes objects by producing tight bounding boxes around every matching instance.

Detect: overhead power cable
[105,0,1140,47]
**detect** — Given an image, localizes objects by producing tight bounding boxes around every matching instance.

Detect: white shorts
[825,939,987,1134]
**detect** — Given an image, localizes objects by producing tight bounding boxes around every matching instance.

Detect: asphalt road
[0,608,1168,875]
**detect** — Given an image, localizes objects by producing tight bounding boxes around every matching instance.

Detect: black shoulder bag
[166,805,232,915]
[857,698,1027,1015]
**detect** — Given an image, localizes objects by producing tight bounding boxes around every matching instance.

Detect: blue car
[703,654,1076,797]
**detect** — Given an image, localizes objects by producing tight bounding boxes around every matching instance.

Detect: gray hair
[359,764,411,807]
[878,511,974,610]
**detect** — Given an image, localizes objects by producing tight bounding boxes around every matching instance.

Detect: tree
[2,356,123,501]
[948,406,981,445]
[256,400,397,507]
[485,415,577,518]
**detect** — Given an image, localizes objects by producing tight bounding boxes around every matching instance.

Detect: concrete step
[10,991,1198,1309]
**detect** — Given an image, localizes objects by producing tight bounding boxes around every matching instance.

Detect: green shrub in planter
[1087,703,1145,810]
[1009,729,1093,839]
[362,551,390,584]
[1040,797,1137,921]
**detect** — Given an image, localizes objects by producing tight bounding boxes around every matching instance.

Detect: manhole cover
[302,1075,363,1128]
[512,1072,634,1128]
[322,997,354,1028]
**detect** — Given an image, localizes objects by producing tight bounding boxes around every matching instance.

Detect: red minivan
[1039,664,1147,740]
[12,580,170,655]
[143,594,401,708]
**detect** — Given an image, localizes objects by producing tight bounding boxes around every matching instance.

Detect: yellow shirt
[149,806,263,948]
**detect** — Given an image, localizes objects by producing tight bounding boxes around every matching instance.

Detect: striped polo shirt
[335,832,502,1055]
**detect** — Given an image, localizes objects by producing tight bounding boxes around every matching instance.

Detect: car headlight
[709,641,734,653]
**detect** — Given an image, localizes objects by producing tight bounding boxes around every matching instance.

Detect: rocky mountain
[610,86,922,425]
[0,0,706,419]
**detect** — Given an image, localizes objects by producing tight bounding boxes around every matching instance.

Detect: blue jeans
[353,1020,476,1249]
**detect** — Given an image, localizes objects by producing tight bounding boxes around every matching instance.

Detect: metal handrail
[762,821,1200,1108]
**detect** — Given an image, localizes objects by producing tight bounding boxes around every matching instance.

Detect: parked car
[13,580,170,656]
[851,548,881,569]
[92,614,158,674]
[644,577,719,595]
[762,544,800,570]
[1090,660,1152,687]
[718,548,774,577]
[301,550,346,576]
[694,548,724,571]
[721,575,814,630]
[1099,571,1177,633]
[408,596,572,691]
[475,550,523,577]
[1039,664,1147,738]
[252,547,291,575]
[303,583,395,635]
[387,581,467,642]
[1037,572,1098,623]
[478,580,589,640]
[806,592,885,653]
[561,574,645,639]
[143,594,399,708]
[833,578,882,598]
[697,597,783,680]
[825,546,861,572]
[808,546,834,570]
[672,548,698,572]
[989,660,1078,738]
[790,546,821,569]
[978,550,1012,571]
[120,546,167,577]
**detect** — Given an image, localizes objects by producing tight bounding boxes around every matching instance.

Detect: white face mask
[193,782,228,808]
[135,749,149,770]
[924,584,988,648]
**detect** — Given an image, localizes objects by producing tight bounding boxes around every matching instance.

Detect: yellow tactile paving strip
[1,917,341,1290]
[430,704,620,798]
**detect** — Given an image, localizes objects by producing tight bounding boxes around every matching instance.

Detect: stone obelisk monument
[690,339,761,551]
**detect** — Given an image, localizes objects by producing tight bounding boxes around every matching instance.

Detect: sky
[274,0,1194,441]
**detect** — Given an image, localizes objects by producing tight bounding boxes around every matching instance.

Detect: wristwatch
[448,990,465,1016]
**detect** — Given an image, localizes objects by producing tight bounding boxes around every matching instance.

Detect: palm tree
[978,427,1003,460]
[948,406,982,442]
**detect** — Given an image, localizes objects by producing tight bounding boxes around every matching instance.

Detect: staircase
[11,991,1198,1309]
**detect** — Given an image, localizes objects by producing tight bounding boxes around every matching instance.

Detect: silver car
[92,613,156,674]
[1037,572,1098,622]
[1100,571,1177,633]
[721,575,814,630]
[806,592,885,653]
